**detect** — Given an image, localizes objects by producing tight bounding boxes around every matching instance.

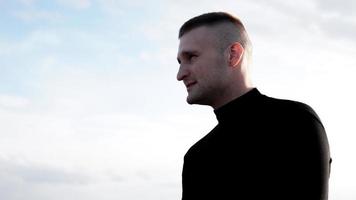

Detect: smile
[186,81,197,90]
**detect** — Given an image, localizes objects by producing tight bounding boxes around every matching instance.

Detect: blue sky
[0,0,356,199]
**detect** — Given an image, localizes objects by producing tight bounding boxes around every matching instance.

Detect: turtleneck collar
[214,88,262,123]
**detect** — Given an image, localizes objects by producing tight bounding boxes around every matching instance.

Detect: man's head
[176,12,253,109]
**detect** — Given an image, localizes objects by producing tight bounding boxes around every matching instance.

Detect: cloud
[249,0,356,43]
[317,13,356,42]
[12,9,64,23]
[315,0,356,16]
[18,0,37,6]
[0,156,174,200]
[17,0,91,10]
[56,0,91,10]
[96,0,131,16]
[0,157,92,185]
[0,94,30,109]
[0,106,185,199]
[0,29,61,58]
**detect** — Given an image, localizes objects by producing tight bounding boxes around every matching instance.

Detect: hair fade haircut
[178,12,251,52]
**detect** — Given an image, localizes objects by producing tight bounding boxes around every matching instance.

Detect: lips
[185,81,197,90]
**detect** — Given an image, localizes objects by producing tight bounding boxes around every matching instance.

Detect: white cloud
[0,95,30,108]
[0,106,187,199]
[12,9,64,23]
[318,15,356,42]
[96,0,130,16]
[18,0,37,6]
[0,155,180,200]
[0,29,61,58]
[0,157,92,185]
[56,0,91,10]
[316,0,356,16]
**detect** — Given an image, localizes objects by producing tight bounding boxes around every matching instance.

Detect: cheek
[190,63,204,77]
[193,57,220,80]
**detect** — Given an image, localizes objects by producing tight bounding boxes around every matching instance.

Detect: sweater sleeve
[279,106,331,200]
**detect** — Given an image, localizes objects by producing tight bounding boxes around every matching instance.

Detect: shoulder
[184,125,219,159]
[260,94,323,125]
[258,93,329,154]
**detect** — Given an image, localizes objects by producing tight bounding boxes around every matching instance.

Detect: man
[176,12,331,200]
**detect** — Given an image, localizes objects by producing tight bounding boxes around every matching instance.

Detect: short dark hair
[179,12,244,37]
[178,12,251,52]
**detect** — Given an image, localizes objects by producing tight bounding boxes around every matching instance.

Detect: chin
[186,98,194,105]
[186,95,196,105]
[186,95,206,105]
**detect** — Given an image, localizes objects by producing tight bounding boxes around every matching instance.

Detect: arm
[282,108,331,200]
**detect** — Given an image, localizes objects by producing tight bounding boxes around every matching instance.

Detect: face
[177,26,229,107]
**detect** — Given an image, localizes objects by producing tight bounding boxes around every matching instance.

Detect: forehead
[178,26,217,56]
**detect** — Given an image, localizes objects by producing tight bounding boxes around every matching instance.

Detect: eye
[188,54,197,62]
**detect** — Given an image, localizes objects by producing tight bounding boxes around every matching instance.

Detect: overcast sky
[0,0,355,199]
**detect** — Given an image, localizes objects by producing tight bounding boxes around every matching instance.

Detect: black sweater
[182,88,331,200]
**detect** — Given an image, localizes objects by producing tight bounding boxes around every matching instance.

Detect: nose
[177,64,189,81]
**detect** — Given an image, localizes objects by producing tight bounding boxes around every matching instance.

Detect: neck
[211,63,253,109]
[211,84,254,109]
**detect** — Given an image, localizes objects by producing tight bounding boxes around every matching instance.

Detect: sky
[0,0,355,199]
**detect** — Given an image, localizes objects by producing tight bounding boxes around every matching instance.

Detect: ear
[228,42,244,68]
